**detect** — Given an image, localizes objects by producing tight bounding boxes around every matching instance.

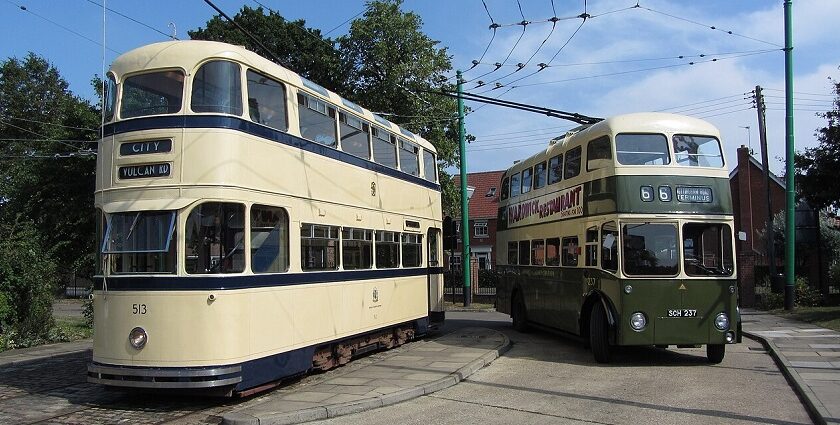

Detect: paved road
[0,311,813,424]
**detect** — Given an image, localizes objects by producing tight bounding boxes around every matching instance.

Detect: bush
[757,292,784,310]
[0,220,58,346]
[796,277,823,307]
[478,269,500,288]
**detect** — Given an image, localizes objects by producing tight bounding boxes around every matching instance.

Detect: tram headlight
[129,327,148,349]
[630,312,647,331]
[714,313,730,331]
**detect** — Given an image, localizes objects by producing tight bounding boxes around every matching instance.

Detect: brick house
[450,170,505,271]
[729,145,786,305]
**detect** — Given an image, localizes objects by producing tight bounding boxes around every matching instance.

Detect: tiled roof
[455,170,505,219]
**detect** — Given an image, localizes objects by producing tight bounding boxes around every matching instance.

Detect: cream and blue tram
[88,41,445,395]
[496,113,740,363]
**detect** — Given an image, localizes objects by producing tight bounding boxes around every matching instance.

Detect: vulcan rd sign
[119,163,171,179]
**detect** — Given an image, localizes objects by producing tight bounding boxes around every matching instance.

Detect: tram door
[427,228,444,323]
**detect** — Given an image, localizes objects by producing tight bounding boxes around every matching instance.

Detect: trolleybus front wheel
[511,293,529,333]
[706,344,725,364]
[590,302,611,363]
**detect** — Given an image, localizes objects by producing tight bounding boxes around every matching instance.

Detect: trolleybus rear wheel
[511,293,529,333]
[706,344,725,364]
[590,302,611,363]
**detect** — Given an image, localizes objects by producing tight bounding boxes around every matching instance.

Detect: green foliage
[0,220,58,345]
[795,77,840,209]
[478,268,501,288]
[757,292,784,310]
[796,277,824,307]
[82,296,94,328]
[190,1,463,212]
[0,53,99,276]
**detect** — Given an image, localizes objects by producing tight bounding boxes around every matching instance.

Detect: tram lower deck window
[301,223,339,271]
[103,210,176,274]
[185,203,245,274]
[251,205,289,273]
[376,231,400,268]
[402,233,422,267]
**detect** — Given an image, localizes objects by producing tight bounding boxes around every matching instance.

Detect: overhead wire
[0,119,92,152]
[83,0,177,40]
[0,116,99,132]
[4,0,121,54]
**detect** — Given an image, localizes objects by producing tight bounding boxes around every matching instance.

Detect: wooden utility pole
[756,85,778,286]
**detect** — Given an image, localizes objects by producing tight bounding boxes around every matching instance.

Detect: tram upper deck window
[251,205,289,273]
[339,112,371,159]
[683,223,734,276]
[297,93,337,147]
[548,154,562,185]
[622,223,678,276]
[191,60,243,116]
[423,149,437,182]
[301,223,339,271]
[102,211,176,274]
[372,128,397,168]
[399,139,420,176]
[673,135,724,167]
[247,70,287,130]
[120,70,184,119]
[104,74,116,122]
[615,134,670,165]
[185,202,245,274]
[510,172,521,198]
[586,136,612,171]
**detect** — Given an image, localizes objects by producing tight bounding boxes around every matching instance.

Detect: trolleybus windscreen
[622,223,678,276]
[683,223,734,276]
[615,134,669,165]
[673,135,724,167]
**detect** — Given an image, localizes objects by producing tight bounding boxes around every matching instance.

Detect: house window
[474,221,488,237]
[486,187,497,197]
[449,255,462,271]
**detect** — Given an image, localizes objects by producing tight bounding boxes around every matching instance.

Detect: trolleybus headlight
[714,313,730,331]
[129,327,148,349]
[630,312,647,331]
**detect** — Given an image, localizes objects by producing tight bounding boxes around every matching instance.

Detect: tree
[795,76,840,209]
[188,5,352,95]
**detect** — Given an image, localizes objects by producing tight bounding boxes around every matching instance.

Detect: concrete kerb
[223,330,511,425]
[743,331,831,425]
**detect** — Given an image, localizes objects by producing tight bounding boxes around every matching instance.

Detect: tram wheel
[590,302,611,363]
[511,293,529,333]
[706,344,725,364]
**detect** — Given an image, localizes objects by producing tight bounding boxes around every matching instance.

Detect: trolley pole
[457,70,471,307]
[783,0,796,310]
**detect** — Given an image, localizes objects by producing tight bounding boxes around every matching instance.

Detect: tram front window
[683,223,734,276]
[622,223,678,276]
[102,211,176,274]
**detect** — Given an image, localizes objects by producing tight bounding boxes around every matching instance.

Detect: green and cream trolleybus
[496,113,739,363]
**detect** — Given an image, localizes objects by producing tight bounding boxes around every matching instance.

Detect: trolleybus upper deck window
[622,223,678,276]
[120,70,184,119]
[185,203,245,274]
[102,211,176,274]
[683,223,734,276]
[501,177,510,200]
[510,172,521,198]
[548,154,563,185]
[247,70,287,130]
[251,205,289,273]
[192,60,243,116]
[586,136,612,171]
[534,161,547,189]
[673,135,724,167]
[521,167,533,194]
[615,134,670,165]
[564,146,582,179]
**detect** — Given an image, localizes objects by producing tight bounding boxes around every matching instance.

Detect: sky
[1,0,838,176]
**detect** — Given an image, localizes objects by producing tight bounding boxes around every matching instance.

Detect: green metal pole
[784,0,796,310]
[457,70,471,307]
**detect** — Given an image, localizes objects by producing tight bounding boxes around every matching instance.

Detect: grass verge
[771,306,840,331]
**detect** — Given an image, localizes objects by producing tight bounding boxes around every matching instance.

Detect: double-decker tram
[496,113,740,363]
[88,41,445,395]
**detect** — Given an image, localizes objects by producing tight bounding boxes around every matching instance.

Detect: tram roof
[109,40,436,153]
